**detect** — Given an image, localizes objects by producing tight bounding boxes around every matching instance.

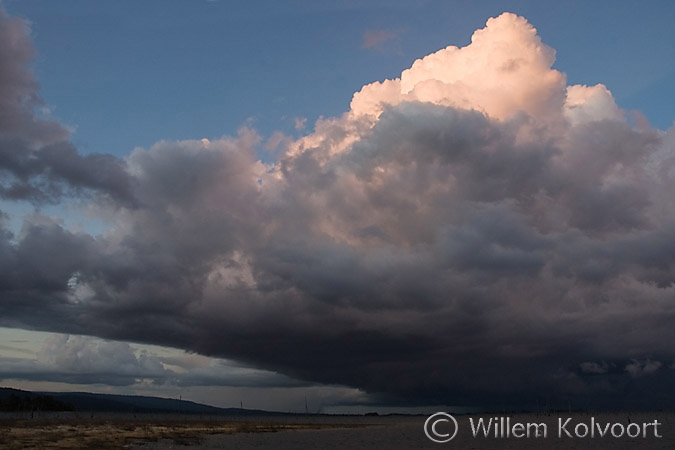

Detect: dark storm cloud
[0,9,133,204]
[2,9,675,410]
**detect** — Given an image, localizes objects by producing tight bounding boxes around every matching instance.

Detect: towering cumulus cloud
[2,11,675,409]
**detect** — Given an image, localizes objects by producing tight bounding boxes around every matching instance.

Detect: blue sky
[6,0,675,159]
[1,1,675,414]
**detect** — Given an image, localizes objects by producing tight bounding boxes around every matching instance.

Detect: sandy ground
[0,415,369,450]
[128,413,675,450]
[1,412,673,449]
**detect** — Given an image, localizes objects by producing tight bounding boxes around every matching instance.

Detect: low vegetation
[0,417,365,450]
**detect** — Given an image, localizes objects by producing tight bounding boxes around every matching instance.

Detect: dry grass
[0,418,365,449]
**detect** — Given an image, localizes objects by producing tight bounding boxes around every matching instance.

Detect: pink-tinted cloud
[361,29,396,49]
[353,13,567,121]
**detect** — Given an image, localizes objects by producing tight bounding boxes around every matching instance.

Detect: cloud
[625,359,663,378]
[294,117,307,130]
[36,334,167,385]
[0,333,303,389]
[361,29,396,49]
[580,361,611,375]
[2,10,675,410]
[351,13,566,121]
[0,334,169,386]
[0,8,133,205]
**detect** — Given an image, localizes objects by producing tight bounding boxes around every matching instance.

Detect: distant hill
[0,387,274,415]
[0,388,74,412]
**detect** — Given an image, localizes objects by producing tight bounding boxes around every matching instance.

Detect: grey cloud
[37,335,167,382]
[170,360,308,389]
[0,334,169,387]
[0,333,299,389]
[3,107,675,410]
[0,9,134,205]
[0,12,65,145]
[625,359,663,378]
[2,6,675,411]
[580,361,612,375]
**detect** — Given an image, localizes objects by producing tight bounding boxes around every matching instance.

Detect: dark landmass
[0,387,275,415]
[0,388,74,412]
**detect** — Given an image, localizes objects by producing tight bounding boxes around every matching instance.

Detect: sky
[0,0,675,413]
